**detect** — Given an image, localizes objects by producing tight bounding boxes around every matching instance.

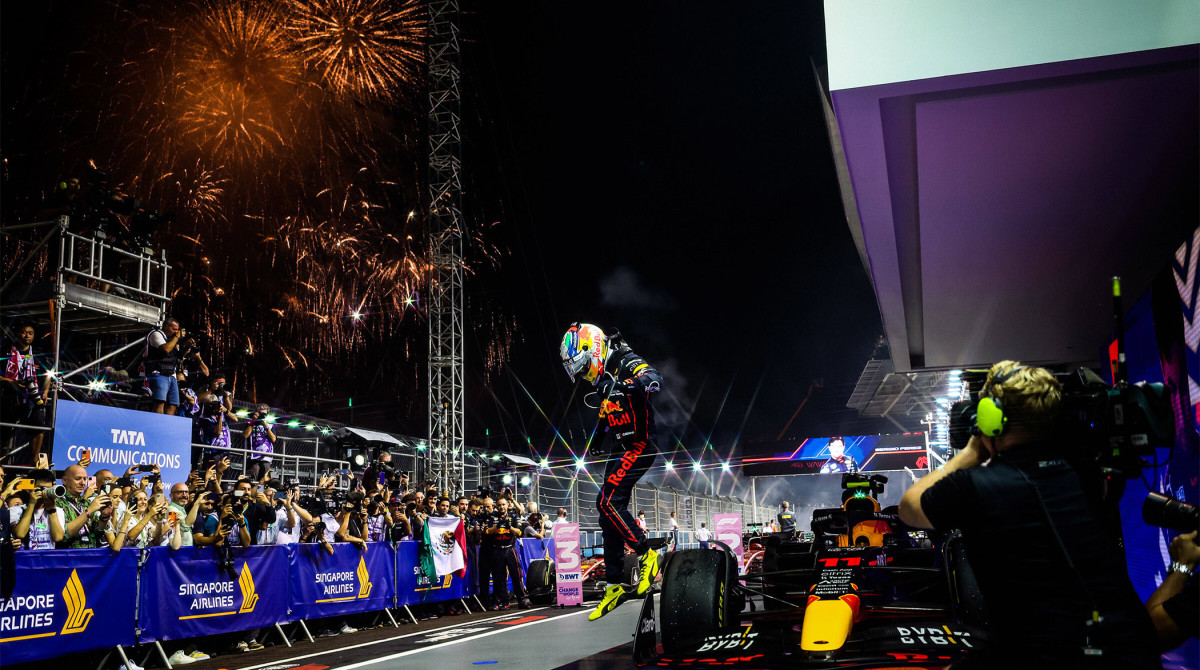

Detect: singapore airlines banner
[289,542,396,619]
[0,549,137,664]
[53,400,192,487]
[138,546,289,642]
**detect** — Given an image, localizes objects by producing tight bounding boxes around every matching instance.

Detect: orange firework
[287,0,426,102]
[171,0,308,169]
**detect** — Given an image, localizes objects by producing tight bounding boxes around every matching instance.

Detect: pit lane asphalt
[163,600,641,670]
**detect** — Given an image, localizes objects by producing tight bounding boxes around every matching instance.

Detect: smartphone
[168,511,178,527]
[138,464,156,473]
[80,448,91,461]
[337,469,351,477]
[15,478,36,491]
[86,476,97,490]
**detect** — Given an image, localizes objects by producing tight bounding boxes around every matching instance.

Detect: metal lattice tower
[425,0,465,494]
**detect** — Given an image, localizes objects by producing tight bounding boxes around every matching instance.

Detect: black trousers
[597,439,656,583]
[489,544,526,604]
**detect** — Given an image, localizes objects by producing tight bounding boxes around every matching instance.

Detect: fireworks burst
[288,0,426,102]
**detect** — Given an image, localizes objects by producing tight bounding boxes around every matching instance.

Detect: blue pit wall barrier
[0,538,556,664]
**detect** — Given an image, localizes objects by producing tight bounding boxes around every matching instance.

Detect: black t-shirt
[777,510,796,533]
[921,442,1160,668]
[1162,574,1198,640]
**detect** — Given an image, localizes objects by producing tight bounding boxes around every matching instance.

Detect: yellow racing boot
[588,584,628,621]
[636,549,660,596]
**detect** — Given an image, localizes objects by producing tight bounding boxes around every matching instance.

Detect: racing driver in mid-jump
[559,322,664,621]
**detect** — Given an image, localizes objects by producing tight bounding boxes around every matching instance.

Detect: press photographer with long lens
[242,404,276,482]
[1143,493,1198,650]
[899,362,1160,668]
[142,318,187,415]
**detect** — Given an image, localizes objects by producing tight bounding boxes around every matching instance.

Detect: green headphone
[974,366,1024,437]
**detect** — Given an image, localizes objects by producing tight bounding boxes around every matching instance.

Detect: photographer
[242,404,276,482]
[363,451,403,494]
[215,492,252,548]
[1146,530,1198,650]
[899,361,1159,668]
[2,321,51,465]
[53,464,111,548]
[141,318,186,415]
[197,375,234,463]
[387,498,412,541]
[299,517,335,556]
[173,333,210,388]
[12,469,61,550]
[336,492,370,551]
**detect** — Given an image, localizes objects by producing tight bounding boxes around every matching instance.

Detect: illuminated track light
[86,379,107,392]
[721,461,731,472]
[692,461,703,472]
[575,458,586,470]
[664,461,674,471]
[519,475,532,486]
[287,419,301,428]
[539,459,549,469]
[502,474,514,485]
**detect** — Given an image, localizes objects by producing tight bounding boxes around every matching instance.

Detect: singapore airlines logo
[61,570,94,635]
[356,557,373,599]
[238,564,259,614]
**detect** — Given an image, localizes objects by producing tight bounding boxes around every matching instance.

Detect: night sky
[0,2,891,469]
[461,3,887,458]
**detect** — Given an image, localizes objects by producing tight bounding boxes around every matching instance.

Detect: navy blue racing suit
[590,341,662,584]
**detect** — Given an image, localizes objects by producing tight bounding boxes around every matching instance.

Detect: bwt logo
[110,429,147,446]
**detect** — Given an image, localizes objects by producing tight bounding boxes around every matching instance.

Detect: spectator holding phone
[162,482,202,549]
[242,404,276,481]
[13,469,61,550]
[112,490,167,549]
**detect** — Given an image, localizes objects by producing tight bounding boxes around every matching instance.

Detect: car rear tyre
[660,548,732,655]
[525,558,556,605]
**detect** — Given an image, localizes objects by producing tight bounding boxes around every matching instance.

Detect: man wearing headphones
[899,361,1159,669]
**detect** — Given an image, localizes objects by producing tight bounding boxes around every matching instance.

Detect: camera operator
[242,404,276,482]
[12,469,61,550]
[173,333,210,389]
[299,504,335,556]
[336,492,370,551]
[197,375,234,464]
[363,452,403,494]
[899,361,1159,668]
[142,318,186,415]
[2,321,51,466]
[1146,530,1198,650]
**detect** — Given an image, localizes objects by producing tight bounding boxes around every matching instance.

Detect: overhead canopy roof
[824,1,1199,372]
[330,427,408,447]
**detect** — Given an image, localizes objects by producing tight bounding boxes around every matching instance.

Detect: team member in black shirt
[777,501,796,535]
[485,497,531,610]
[900,361,1160,669]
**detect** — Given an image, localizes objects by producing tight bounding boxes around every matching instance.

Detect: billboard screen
[742,434,927,477]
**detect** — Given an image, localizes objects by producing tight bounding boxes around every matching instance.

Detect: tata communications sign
[53,400,192,486]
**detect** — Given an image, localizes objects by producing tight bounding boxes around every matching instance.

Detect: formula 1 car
[633,473,986,668]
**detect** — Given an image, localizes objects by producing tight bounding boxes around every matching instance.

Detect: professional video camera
[1143,492,1198,534]
[69,168,174,250]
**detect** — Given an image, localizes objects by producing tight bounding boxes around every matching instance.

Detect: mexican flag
[420,516,467,582]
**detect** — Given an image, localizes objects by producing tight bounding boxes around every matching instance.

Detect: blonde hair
[983,360,1061,434]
